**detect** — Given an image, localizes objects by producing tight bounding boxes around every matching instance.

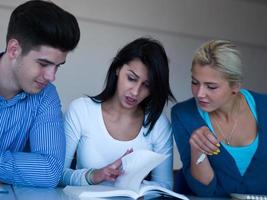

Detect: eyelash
[191,80,198,85]
[127,75,150,89]
[38,63,61,70]
[128,75,136,81]
[191,81,217,90]
[39,63,49,67]
[207,86,217,90]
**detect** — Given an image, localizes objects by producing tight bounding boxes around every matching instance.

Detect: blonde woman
[172,40,267,196]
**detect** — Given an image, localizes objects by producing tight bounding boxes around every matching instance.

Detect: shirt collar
[0,92,28,108]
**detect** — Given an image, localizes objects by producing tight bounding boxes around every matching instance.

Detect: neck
[211,93,243,145]
[212,93,242,122]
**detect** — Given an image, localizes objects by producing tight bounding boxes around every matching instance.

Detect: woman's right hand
[189,126,220,156]
[88,148,133,184]
[189,126,219,185]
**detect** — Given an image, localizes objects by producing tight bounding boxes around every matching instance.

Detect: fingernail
[216,143,220,147]
[212,149,220,155]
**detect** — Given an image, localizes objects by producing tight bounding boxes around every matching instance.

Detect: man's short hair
[6,0,80,55]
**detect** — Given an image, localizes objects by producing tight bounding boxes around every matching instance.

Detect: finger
[190,128,218,154]
[206,131,220,148]
[199,126,210,132]
[189,137,205,153]
[190,135,210,154]
[108,168,121,177]
[104,168,121,181]
[202,128,220,150]
[199,134,218,154]
[110,159,122,169]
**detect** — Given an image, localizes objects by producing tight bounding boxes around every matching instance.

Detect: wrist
[85,168,95,185]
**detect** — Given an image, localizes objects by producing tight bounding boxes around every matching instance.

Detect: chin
[124,103,138,109]
[198,106,213,113]
[25,87,42,94]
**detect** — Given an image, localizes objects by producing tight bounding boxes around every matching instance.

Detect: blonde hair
[192,40,243,86]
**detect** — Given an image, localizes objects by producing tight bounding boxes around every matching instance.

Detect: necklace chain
[213,116,238,145]
[212,95,242,145]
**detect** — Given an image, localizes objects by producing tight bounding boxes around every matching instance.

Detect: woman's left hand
[90,148,133,184]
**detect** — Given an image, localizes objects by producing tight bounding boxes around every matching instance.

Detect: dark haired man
[0,0,80,187]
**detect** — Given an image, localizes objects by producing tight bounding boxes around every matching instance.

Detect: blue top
[197,89,258,175]
[171,90,267,196]
[0,83,65,187]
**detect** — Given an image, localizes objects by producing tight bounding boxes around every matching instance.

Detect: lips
[35,81,48,89]
[125,96,137,106]
[197,99,209,107]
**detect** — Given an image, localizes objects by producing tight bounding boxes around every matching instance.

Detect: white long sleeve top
[60,97,173,189]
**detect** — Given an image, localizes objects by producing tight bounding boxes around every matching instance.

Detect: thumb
[110,158,122,169]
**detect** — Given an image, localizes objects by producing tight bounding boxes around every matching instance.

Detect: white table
[0,184,16,200]
[2,185,230,200]
[13,186,71,200]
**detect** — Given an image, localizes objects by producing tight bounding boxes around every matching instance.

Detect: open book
[64,182,189,200]
[63,149,188,200]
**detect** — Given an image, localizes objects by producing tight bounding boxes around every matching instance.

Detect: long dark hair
[91,37,175,135]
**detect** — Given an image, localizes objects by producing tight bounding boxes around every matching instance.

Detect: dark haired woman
[60,37,175,189]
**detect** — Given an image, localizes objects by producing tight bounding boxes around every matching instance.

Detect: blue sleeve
[0,85,65,187]
[171,105,218,196]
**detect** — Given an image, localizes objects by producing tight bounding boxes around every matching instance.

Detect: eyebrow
[36,58,66,66]
[191,76,218,85]
[128,69,139,78]
[128,69,150,86]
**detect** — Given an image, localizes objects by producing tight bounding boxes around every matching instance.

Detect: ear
[6,39,22,59]
[116,68,120,76]
[232,82,241,95]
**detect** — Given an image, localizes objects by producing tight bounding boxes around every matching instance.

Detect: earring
[232,91,236,95]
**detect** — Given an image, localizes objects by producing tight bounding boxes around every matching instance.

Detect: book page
[114,150,167,193]
[139,183,189,200]
[63,185,139,199]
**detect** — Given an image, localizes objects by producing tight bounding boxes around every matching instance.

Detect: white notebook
[231,193,267,200]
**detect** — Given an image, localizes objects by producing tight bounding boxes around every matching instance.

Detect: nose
[43,66,56,82]
[196,86,206,98]
[131,83,141,96]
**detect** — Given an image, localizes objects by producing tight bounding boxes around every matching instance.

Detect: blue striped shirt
[0,83,65,187]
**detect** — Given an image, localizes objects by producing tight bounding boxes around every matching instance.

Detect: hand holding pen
[86,148,133,184]
[189,126,220,165]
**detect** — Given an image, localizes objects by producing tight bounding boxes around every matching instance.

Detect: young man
[0,0,80,187]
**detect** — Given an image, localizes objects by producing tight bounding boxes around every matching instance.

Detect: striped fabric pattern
[0,83,65,187]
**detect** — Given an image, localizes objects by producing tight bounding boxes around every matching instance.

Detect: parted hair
[91,37,175,135]
[192,40,243,86]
